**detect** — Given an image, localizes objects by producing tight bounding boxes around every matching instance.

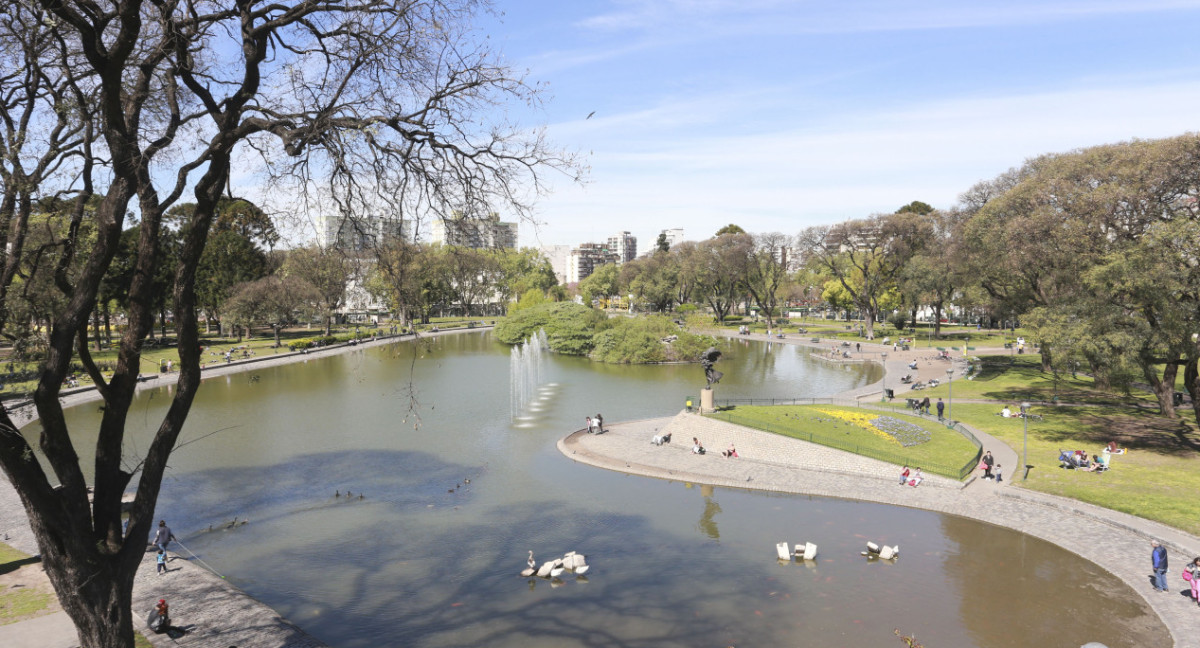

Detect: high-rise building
[606,231,637,264]
[318,213,410,251]
[431,212,518,249]
[566,243,620,284]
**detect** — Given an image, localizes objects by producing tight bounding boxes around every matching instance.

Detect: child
[899,465,910,485]
[994,464,1003,483]
[156,549,167,574]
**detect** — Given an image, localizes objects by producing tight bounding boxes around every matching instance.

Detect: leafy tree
[0,2,572,647]
[714,223,746,236]
[741,232,793,328]
[195,229,270,335]
[282,246,355,335]
[579,263,621,306]
[656,232,670,253]
[496,248,557,310]
[799,215,920,339]
[225,275,321,347]
[621,253,678,312]
[695,233,753,323]
[895,200,934,215]
[439,246,501,316]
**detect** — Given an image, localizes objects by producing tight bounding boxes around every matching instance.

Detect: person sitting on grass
[1000,405,1012,418]
[1104,441,1127,455]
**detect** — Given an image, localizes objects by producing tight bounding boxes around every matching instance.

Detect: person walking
[1151,540,1169,592]
[981,451,994,480]
[920,396,931,415]
[585,416,593,433]
[156,549,167,575]
[152,520,176,552]
[1186,557,1200,605]
[595,413,603,433]
[936,398,945,421]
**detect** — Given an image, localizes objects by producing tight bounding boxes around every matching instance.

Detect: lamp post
[880,352,889,401]
[1021,401,1031,480]
[946,368,955,424]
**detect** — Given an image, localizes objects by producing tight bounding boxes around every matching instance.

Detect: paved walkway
[561,328,1200,648]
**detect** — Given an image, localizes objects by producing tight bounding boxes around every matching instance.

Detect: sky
[462,0,1200,250]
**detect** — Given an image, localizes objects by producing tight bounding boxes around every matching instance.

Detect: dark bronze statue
[701,347,723,387]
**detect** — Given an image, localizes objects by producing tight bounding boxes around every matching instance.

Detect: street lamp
[1021,401,1031,480]
[880,352,889,401]
[946,368,955,424]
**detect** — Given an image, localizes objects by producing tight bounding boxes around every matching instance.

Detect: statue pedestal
[700,388,714,413]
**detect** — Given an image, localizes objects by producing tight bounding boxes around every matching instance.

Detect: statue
[700,347,723,388]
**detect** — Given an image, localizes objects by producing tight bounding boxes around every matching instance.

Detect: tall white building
[431,212,518,249]
[318,213,410,251]
[606,231,637,264]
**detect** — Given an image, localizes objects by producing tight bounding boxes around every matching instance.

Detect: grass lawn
[952,401,1200,535]
[706,404,980,479]
[718,318,1029,350]
[913,354,1157,406]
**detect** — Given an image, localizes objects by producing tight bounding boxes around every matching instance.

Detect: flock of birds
[521,550,589,579]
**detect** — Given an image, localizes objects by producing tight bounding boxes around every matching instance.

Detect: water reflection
[34,333,1166,647]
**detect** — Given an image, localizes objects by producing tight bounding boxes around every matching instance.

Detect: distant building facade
[431,212,518,249]
[660,227,685,248]
[538,244,571,285]
[319,213,410,251]
[566,242,620,284]
[606,231,637,264]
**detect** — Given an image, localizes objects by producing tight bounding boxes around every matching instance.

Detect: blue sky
[472,0,1200,249]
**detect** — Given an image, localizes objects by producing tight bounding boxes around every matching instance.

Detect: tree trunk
[42,548,138,648]
[103,306,112,346]
[92,310,103,350]
[933,304,943,338]
[1039,343,1052,372]
[863,306,876,339]
[324,314,332,336]
[1141,354,1179,418]
[1185,356,1199,431]
[274,325,282,347]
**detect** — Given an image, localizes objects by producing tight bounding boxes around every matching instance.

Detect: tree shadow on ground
[0,555,39,576]
[1038,411,1200,456]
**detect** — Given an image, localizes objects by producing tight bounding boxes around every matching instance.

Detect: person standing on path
[936,398,945,421]
[1151,540,1169,592]
[156,549,167,574]
[982,451,994,480]
[920,396,931,415]
[1186,557,1200,605]
[152,520,176,552]
[595,413,604,433]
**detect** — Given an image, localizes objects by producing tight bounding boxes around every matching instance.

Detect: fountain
[510,329,548,421]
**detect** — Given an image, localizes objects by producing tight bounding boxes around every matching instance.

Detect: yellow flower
[813,407,901,446]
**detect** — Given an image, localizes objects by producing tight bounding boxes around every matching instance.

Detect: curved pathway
[561,329,1200,648]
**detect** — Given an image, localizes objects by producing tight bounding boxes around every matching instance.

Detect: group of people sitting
[898,465,924,487]
[1058,449,1109,472]
[997,404,1035,419]
[688,437,739,458]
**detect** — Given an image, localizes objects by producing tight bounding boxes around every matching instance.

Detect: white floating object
[866,541,880,554]
[520,568,535,578]
[776,542,791,560]
[537,561,554,578]
[574,565,589,575]
[803,542,818,560]
[880,546,895,560]
[550,566,565,578]
[569,554,587,569]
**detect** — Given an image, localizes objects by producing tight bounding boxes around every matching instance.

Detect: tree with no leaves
[0,1,574,647]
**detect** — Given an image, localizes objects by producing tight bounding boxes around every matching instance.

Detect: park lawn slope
[914,354,1159,406]
[952,402,1200,535]
[706,404,979,479]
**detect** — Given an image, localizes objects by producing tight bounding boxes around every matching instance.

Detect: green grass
[706,404,980,479]
[719,319,1029,350]
[910,355,1156,406]
[952,401,1200,535]
[0,543,28,566]
[0,587,51,625]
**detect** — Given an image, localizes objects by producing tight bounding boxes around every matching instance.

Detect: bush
[494,302,609,354]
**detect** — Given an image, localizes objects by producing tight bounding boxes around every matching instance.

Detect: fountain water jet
[510,329,548,421]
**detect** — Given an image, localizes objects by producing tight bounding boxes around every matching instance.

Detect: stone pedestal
[700,388,714,413]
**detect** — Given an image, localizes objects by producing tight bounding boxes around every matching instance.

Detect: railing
[708,397,983,480]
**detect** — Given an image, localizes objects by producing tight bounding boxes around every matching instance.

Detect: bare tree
[226,275,321,347]
[0,2,574,647]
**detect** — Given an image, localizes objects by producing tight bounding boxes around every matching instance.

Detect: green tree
[282,246,356,335]
[225,275,321,347]
[695,233,753,323]
[579,263,621,307]
[714,223,746,236]
[741,232,793,328]
[195,229,270,335]
[656,232,670,252]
